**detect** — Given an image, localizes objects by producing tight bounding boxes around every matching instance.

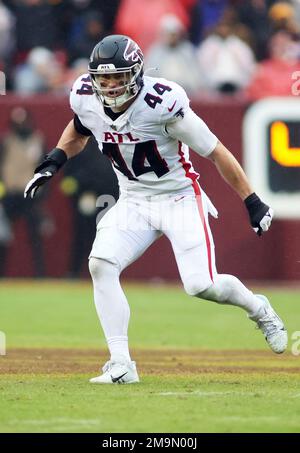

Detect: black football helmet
[88,34,144,107]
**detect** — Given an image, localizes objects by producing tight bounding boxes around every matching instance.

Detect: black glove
[244,192,273,236]
[24,148,67,199]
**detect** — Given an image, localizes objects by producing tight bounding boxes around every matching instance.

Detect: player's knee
[183,276,212,297]
[88,257,102,279]
[88,257,118,280]
[197,283,222,302]
[196,276,230,303]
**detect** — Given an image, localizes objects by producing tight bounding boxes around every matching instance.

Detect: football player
[24,35,287,384]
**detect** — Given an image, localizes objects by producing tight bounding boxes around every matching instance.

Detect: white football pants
[89,182,263,360]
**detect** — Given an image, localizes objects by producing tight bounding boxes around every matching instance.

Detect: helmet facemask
[89,62,143,108]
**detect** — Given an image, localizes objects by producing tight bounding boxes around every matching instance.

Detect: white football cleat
[249,295,288,354]
[89,357,140,384]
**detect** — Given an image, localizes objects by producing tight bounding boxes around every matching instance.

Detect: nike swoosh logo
[174,196,185,202]
[168,100,177,112]
[111,372,128,383]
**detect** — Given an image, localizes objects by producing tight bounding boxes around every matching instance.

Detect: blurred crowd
[0,0,300,99]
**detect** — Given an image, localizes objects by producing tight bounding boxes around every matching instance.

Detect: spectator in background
[0,107,47,277]
[0,1,15,64]
[115,0,189,53]
[66,0,120,38]
[11,0,60,54]
[236,0,274,61]
[246,29,300,99]
[67,10,105,63]
[13,47,65,94]
[268,1,300,35]
[6,0,120,62]
[196,17,256,95]
[0,0,16,89]
[291,0,300,26]
[191,0,229,44]
[145,14,202,95]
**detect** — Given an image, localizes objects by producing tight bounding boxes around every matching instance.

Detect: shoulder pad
[70,73,94,115]
[159,79,190,124]
[142,77,189,124]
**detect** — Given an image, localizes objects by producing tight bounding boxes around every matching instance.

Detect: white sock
[107,336,131,362]
[196,273,264,316]
[89,257,131,362]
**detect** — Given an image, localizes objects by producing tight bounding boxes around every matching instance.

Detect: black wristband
[244,192,270,233]
[34,148,68,174]
[244,192,260,209]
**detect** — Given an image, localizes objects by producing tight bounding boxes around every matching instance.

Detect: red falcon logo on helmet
[123,39,143,63]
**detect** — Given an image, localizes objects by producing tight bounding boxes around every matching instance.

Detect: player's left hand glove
[244,192,273,236]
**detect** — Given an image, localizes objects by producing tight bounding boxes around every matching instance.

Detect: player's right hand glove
[24,171,54,199]
[24,148,67,199]
[244,192,273,236]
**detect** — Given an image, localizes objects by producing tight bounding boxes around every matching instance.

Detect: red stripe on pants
[192,181,214,283]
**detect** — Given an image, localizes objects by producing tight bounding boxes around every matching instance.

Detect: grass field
[0,280,300,433]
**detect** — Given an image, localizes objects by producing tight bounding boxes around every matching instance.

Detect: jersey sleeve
[166,107,218,157]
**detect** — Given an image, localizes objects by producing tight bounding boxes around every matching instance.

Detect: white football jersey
[70,74,217,195]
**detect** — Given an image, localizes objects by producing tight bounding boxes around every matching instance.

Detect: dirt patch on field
[0,349,299,375]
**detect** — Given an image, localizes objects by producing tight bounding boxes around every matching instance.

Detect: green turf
[1,374,300,433]
[1,280,299,349]
[1,280,300,433]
